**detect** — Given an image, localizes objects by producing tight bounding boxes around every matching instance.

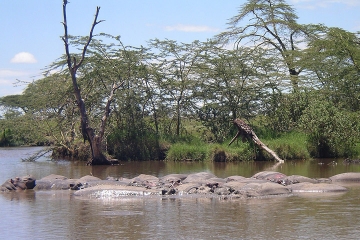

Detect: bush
[298,99,359,157]
[265,91,310,132]
[107,126,162,161]
[0,129,14,147]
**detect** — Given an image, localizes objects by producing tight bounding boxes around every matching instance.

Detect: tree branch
[229,119,284,163]
[98,81,124,139]
[62,0,73,72]
[77,7,104,69]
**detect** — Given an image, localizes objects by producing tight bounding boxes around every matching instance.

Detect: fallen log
[229,118,284,163]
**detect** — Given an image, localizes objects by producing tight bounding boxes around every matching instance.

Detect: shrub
[298,99,359,157]
[107,126,162,161]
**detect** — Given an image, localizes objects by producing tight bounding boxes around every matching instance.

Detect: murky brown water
[1,147,360,239]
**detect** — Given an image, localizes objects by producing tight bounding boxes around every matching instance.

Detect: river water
[1,147,360,239]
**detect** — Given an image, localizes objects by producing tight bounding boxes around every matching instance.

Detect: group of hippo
[2,171,360,199]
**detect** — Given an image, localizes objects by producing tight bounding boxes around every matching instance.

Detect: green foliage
[197,47,275,143]
[264,131,311,160]
[306,27,360,111]
[209,144,254,162]
[107,121,161,161]
[165,142,209,161]
[142,129,311,162]
[198,104,233,143]
[0,114,50,147]
[265,91,311,132]
[0,128,14,147]
[298,99,359,157]
[216,0,326,92]
[52,142,91,161]
[353,142,360,158]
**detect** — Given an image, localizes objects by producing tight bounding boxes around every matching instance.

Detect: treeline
[1,0,359,161]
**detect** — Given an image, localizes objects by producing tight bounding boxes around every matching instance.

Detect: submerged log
[229,119,284,163]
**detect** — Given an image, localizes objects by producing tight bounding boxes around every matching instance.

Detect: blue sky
[0,0,359,97]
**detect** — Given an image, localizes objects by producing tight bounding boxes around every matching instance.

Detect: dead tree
[62,0,121,165]
[229,119,284,163]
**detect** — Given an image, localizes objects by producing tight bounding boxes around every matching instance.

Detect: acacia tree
[216,0,323,92]
[196,46,271,141]
[0,94,45,146]
[22,75,77,149]
[0,75,77,147]
[105,45,164,160]
[149,39,204,137]
[61,1,122,165]
[306,27,360,111]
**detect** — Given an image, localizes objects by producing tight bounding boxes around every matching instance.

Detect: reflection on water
[1,147,360,239]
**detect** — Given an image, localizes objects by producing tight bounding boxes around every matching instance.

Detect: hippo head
[22,175,36,189]
[10,175,36,190]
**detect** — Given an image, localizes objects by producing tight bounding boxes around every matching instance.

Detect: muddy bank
[2,171,360,199]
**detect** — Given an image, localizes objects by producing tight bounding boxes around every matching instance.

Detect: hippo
[330,172,360,182]
[252,171,289,185]
[225,176,246,182]
[253,171,322,186]
[182,172,217,184]
[286,175,319,184]
[1,175,36,192]
[130,174,160,188]
[159,174,188,184]
[34,174,72,190]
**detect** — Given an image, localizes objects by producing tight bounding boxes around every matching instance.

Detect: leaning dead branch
[229,118,284,163]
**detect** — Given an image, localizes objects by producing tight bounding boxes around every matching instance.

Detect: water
[1,147,360,239]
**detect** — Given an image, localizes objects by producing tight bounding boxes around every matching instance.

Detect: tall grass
[209,143,255,161]
[165,142,209,161]
[165,131,311,161]
[165,139,255,162]
[164,118,312,161]
[263,131,311,160]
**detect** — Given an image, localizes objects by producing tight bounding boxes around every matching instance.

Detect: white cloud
[164,24,220,33]
[10,52,37,64]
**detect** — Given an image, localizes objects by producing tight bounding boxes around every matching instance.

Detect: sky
[0,0,359,98]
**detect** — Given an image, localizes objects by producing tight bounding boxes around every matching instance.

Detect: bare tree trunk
[229,119,284,163]
[62,0,113,165]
